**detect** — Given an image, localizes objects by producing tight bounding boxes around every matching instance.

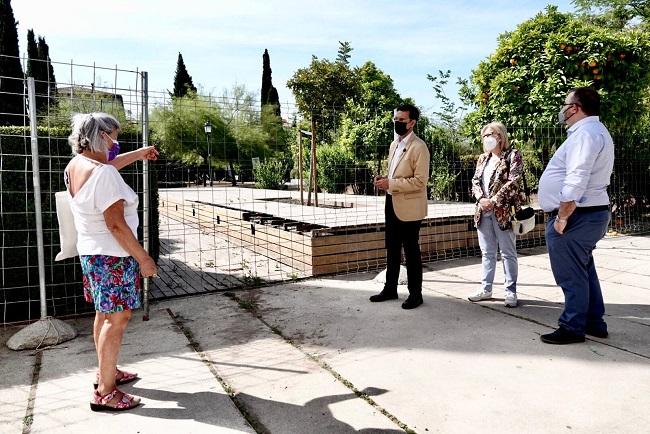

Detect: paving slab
[0,327,34,433]
[158,294,403,433]
[20,309,254,434]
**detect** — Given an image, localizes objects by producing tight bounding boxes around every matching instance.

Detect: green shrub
[316,143,359,193]
[254,159,286,189]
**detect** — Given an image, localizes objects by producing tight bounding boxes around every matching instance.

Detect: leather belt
[548,205,609,218]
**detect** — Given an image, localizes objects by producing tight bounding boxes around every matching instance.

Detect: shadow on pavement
[129,384,403,433]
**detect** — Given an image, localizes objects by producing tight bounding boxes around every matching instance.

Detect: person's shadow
[128,384,404,433]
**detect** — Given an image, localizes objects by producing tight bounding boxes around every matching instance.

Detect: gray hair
[68,112,121,155]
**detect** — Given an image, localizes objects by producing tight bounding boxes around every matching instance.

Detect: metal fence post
[141,71,151,321]
[27,77,47,319]
[7,77,77,349]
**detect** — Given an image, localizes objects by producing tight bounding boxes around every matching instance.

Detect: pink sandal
[90,387,141,412]
[94,368,138,389]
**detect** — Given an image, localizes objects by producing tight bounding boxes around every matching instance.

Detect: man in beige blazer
[372,103,430,309]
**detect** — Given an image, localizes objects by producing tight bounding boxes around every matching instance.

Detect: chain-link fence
[2,54,649,324]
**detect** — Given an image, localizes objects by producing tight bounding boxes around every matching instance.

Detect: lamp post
[204,121,212,186]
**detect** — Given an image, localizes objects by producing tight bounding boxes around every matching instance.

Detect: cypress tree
[261,48,272,106]
[171,52,196,98]
[0,0,25,125]
[26,28,38,77]
[37,36,56,107]
[268,86,280,117]
[26,31,56,112]
[26,30,46,111]
[261,48,280,115]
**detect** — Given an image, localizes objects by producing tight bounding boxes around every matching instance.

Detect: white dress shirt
[387,132,412,195]
[388,132,412,179]
[538,116,614,212]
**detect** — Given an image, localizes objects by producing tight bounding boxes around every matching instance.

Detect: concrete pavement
[1,234,649,433]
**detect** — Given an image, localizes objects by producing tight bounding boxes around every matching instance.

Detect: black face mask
[394,121,409,135]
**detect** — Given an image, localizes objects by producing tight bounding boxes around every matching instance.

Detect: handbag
[510,165,535,235]
[54,191,79,261]
[511,205,535,235]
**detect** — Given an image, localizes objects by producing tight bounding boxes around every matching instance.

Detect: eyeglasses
[482,132,498,138]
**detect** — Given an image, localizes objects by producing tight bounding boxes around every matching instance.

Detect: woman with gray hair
[64,112,158,411]
[468,122,524,308]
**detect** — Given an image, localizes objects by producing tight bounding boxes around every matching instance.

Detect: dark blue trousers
[545,210,610,335]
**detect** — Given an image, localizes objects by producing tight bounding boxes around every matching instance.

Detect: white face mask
[558,103,576,125]
[483,136,498,152]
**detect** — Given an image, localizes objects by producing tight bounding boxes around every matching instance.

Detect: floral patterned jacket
[471,148,525,230]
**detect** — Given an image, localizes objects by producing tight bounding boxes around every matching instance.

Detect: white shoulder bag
[54,191,79,261]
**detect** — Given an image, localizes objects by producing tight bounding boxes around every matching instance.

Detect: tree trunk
[311,118,318,207]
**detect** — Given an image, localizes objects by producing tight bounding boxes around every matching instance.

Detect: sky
[12,0,574,116]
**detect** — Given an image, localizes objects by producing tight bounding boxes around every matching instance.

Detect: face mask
[558,104,576,125]
[107,139,120,161]
[483,136,498,152]
[394,121,409,136]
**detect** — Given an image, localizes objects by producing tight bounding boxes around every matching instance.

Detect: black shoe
[585,326,609,338]
[369,291,398,302]
[540,327,585,345]
[401,295,423,310]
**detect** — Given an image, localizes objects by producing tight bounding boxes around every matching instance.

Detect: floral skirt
[80,255,141,314]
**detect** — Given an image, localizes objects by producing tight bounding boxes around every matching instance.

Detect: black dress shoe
[401,295,423,310]
[585,326,609,338]
[540,327,585,344]
[369,291,398,302]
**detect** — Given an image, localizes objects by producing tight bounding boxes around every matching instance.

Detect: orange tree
[461,5,650,140]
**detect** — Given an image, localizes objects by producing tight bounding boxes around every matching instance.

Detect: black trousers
[384,195,422,295]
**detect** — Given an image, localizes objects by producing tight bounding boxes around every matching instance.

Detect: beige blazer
[386,133,430,221]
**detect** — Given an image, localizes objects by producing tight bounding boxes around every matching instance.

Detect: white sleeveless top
[64,156,139,257]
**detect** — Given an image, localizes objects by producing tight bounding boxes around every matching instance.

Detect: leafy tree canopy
[573,0,650,28]
[287,47,361,138]
[461,5,650,136]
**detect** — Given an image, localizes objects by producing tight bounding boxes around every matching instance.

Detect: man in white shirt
[371,104,430,310]
[538,87,614,344]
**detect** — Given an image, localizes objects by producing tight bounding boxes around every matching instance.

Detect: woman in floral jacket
[467,122,524,308]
